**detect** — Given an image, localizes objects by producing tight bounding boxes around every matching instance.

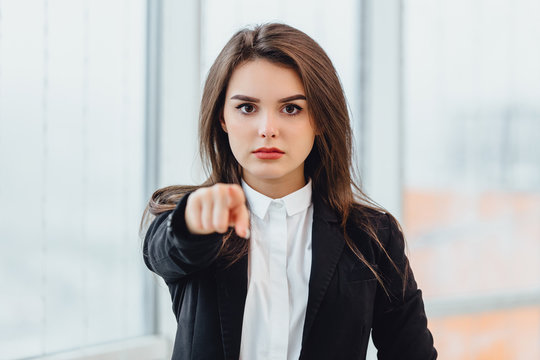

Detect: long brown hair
[140,23,407,296]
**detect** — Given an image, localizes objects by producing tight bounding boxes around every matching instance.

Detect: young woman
[141,23,437,360]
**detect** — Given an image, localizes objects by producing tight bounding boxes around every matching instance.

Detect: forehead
[225,59,305,100]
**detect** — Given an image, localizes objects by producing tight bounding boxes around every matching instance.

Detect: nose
[258,111,279,138]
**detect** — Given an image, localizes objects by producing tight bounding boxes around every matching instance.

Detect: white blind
[0,0,148,358]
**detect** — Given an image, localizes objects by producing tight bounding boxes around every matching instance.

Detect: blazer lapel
[213,198,344,357]
[301,197,345,346]
[215,254,248,360]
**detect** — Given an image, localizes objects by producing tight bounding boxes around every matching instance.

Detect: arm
[371,213,437,359]
[143,192,224,284]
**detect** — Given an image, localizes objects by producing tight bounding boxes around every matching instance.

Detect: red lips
[253,147,284,159]
[253,147,284,153]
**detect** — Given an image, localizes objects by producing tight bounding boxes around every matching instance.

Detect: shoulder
[346,204,416,303]
[346,203,406,262]
[348,203,401,239]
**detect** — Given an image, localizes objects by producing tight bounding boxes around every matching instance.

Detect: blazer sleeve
[371,213,437,359]
[142,192,224,284]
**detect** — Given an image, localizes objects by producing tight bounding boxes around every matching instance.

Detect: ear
[220,114,228,133]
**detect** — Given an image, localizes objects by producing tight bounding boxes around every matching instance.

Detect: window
[404,0,540,357]
[0,0,149,357]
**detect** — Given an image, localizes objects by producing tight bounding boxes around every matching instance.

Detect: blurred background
[1,0,539,359]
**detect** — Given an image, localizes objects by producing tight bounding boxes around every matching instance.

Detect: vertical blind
[0,0,148,358]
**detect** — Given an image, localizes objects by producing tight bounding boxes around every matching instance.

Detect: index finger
[227,184,246,208]
[227,185,250,239]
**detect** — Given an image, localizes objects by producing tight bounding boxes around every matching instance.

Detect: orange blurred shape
[429,306,540,359]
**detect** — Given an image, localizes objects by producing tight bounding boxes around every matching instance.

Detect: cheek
[302,137,316,158]
[226,121,250,142]
[296,127,316,155]
[224,121,253,158]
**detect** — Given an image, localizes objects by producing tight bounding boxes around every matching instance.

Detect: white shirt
[239,179,313,360]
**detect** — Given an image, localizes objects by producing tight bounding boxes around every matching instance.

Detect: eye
[236,103,256,114]
[282,104,303,116]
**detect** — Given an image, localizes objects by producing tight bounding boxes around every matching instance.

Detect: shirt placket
[268,200,289,359]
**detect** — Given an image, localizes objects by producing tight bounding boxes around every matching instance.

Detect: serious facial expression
[221,59,316,191]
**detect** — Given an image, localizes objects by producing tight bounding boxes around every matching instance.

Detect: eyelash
[235,103,303,116]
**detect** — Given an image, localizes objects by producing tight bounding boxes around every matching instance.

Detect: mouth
[253,147,285,159]
[253,147,284,154]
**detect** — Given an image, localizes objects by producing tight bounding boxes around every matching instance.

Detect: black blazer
[143,193,437,360]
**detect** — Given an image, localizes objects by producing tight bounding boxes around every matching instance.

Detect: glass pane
[0,0,147,357]
[404,0,540,358]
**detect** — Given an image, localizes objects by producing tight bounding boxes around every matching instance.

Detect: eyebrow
[230,94,307,103]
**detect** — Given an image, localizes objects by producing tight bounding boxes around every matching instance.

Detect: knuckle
[194,187,210,202]
[214,183,228,197]
[214,219,226,232]
[214,183,226,190]
[203,188,213,199]
[201,217,211,231]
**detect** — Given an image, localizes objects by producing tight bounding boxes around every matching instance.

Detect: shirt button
[272,201,283,208]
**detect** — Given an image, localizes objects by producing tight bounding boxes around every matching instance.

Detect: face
[221,59,316,195]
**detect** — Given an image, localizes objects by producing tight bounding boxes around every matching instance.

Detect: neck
[242,173,307,199]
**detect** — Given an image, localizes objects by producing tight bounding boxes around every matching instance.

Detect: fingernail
[244,228,250,239]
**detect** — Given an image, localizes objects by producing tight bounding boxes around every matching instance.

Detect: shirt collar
[241,178,313,219]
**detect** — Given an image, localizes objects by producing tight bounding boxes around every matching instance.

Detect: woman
[141,23,437,360]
